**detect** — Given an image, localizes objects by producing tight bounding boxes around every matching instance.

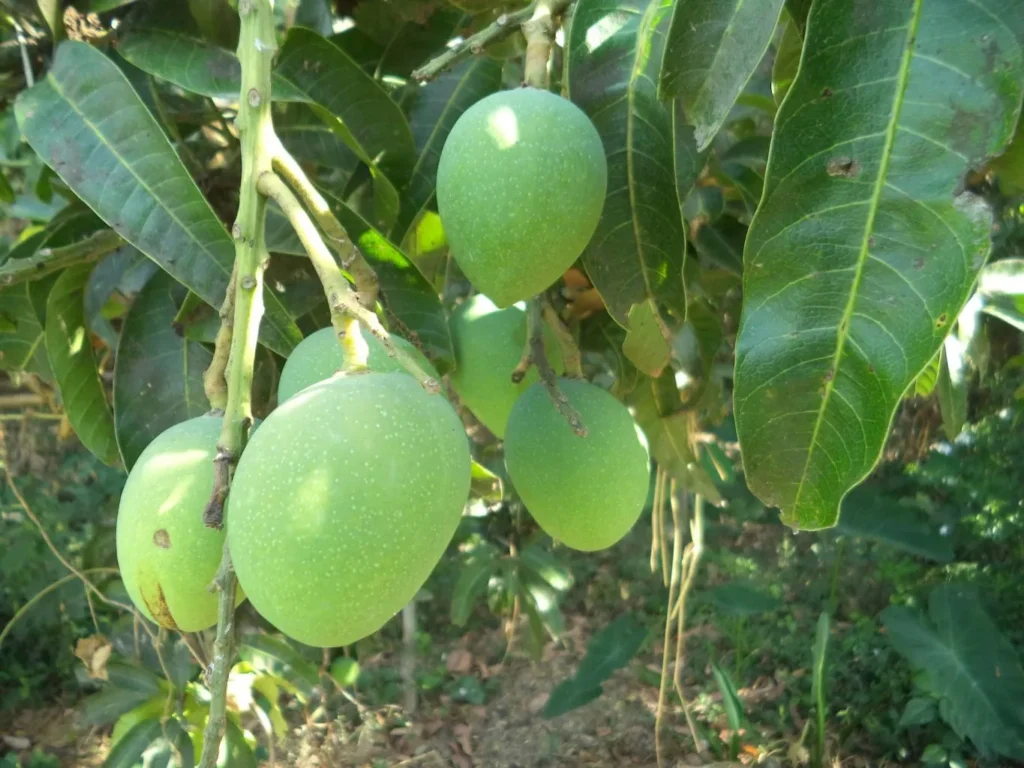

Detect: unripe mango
[449,294,563,438]
[278,326,438,403]
[228,372,471,647]
[116,416,245,631]
[504,379,650,551]
[437,88,607,306]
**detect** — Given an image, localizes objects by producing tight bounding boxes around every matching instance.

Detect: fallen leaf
[2,735,30,750]
[446,649,473,675]
[528,692,549,715]
[453,724,473,755]
[74,635,112,680]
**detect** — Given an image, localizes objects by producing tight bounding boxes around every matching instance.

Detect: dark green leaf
[711,662,745,730]
[15,41,301,356]
[80,688,156,727]
[322,188,455,370]
[294,0,334,36]
[700,581,781,616]
[811,612,830,722]
[103,718,163,768]
[566,0,697,327]
[836,489,953,562]
[188,0,239,49]
[392,57,503,243]
[276,104,360,178]
[0,280,52,379]
[733,0,1024,529]
[900,697,939,728]
[335,5,463,79]
[937,340,969,440]
[693,215,745,274]
[881,585,1024,759]
[543,614,649,718]
[450,543,500,626]
[659,0,785,150]
[45,265,119,465]
[682,185,724,226]
[113,270,212,470]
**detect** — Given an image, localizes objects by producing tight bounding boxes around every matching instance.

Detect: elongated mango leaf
[103,718,164,768]
[113,270,213,471]
[659,0,786,151]
[276,104,360,178]
[320,188,455,370]
[46,266,120,466]
[566,0,700,328]
[882,585,1024,759]
[276,27,416,187]
[734,0,1024,529]
[117,28,306,101]
[392,57,503,244]
[15,42,301,357]
[937,339,969,439]
[835,488,953,562]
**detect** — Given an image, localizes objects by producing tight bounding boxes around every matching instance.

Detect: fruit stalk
[258,172,440,392]
[198,0,277,763]
[270,142,379,308]
[541,302,582,377]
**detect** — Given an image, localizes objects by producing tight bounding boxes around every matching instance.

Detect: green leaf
[102,718,163,768]
[113,270,212,471]
[682,185,724,226]
[659,0,786,150]
[519,544,573,592]
[117,29,306,102]
[329,657,360,687]
[693,215,745,274]
[937,339,969,440]
[276,104,360,177]
[14,41,301,357]
[45,265,119,466]
[543,613,649,718]
[772,13,802,106]
[912,351,942,398]
[835,489,953,562]
[450,543,500,627]
[470,459,503,503]
[392,56,503,244]
[881,585,1024,759]
[711,662,745,731]
[733,0,1024,530]
[80,683,158,726]
[521,573,565,637]
[335,5,464,79]
[322,188,455,370]
[276,27,417,187]
[900,697,939,728]
[622,299,671,376]
[699,580,781,616]
[238,634,320,696]
[0,280,51,379]
[811,610,830,762]
[565,0,698,327]
[990,112,1024,195]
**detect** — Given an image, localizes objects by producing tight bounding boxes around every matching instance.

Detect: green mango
[449,294,563,438]
[116,416,245,631]
[504,379,650,551]
[228,372,471,647]
[278,326,438,402]
[437,88,607,306]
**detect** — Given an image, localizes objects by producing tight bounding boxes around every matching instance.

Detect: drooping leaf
[543,613,649,718]
[15,41,301,356]
[937,339,969,440]
[45,266,119,466]
[835,489,953,562]
[566,0,698,327]
[658,0,786,151]
[699,580,781,616]
[881,585,1024,759]
[450,543,500,627]
[392,56,503,244]
[113,270,212,471]
[322,188,455,370]
[733,0,1024,529]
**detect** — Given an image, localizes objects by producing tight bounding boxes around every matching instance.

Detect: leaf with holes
[113,271,213,471]
[392,57,503,244]
[566,0,700,329]
[659,0,786,150]
[45,266,120,466]
[733,0,1024,529]
[14,41,301,357]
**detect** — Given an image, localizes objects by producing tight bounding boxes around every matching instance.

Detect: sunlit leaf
[733,0,1024,529]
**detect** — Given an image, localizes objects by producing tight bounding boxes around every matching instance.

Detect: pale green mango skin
[116,416,245,631]
[437,88,607,307]
[278,326,438,403]
[449,294,564,438]
[228,373,471,647]
[504,379,650,551]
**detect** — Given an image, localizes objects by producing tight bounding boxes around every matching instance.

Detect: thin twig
[258,172,441,392]
[271,142,379,308]
[0,229,124,287]
[671,489,703,753]
[203,262,237,412]
[654,481,684,768]
[541,303,582,377]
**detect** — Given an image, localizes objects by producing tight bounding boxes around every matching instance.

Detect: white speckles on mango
[504,379,650,552]
[227,373,472,648]
[436,88,607,307]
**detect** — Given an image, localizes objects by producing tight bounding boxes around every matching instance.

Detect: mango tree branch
[202,262,237,412]
[522,1,563,89]
[258,172,440,392]
[0,229,123,286]
[411,0,572,82]
[198,0,277,763]
[270,143,379,308]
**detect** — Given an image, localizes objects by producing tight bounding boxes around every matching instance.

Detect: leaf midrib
[790,0,924,519]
